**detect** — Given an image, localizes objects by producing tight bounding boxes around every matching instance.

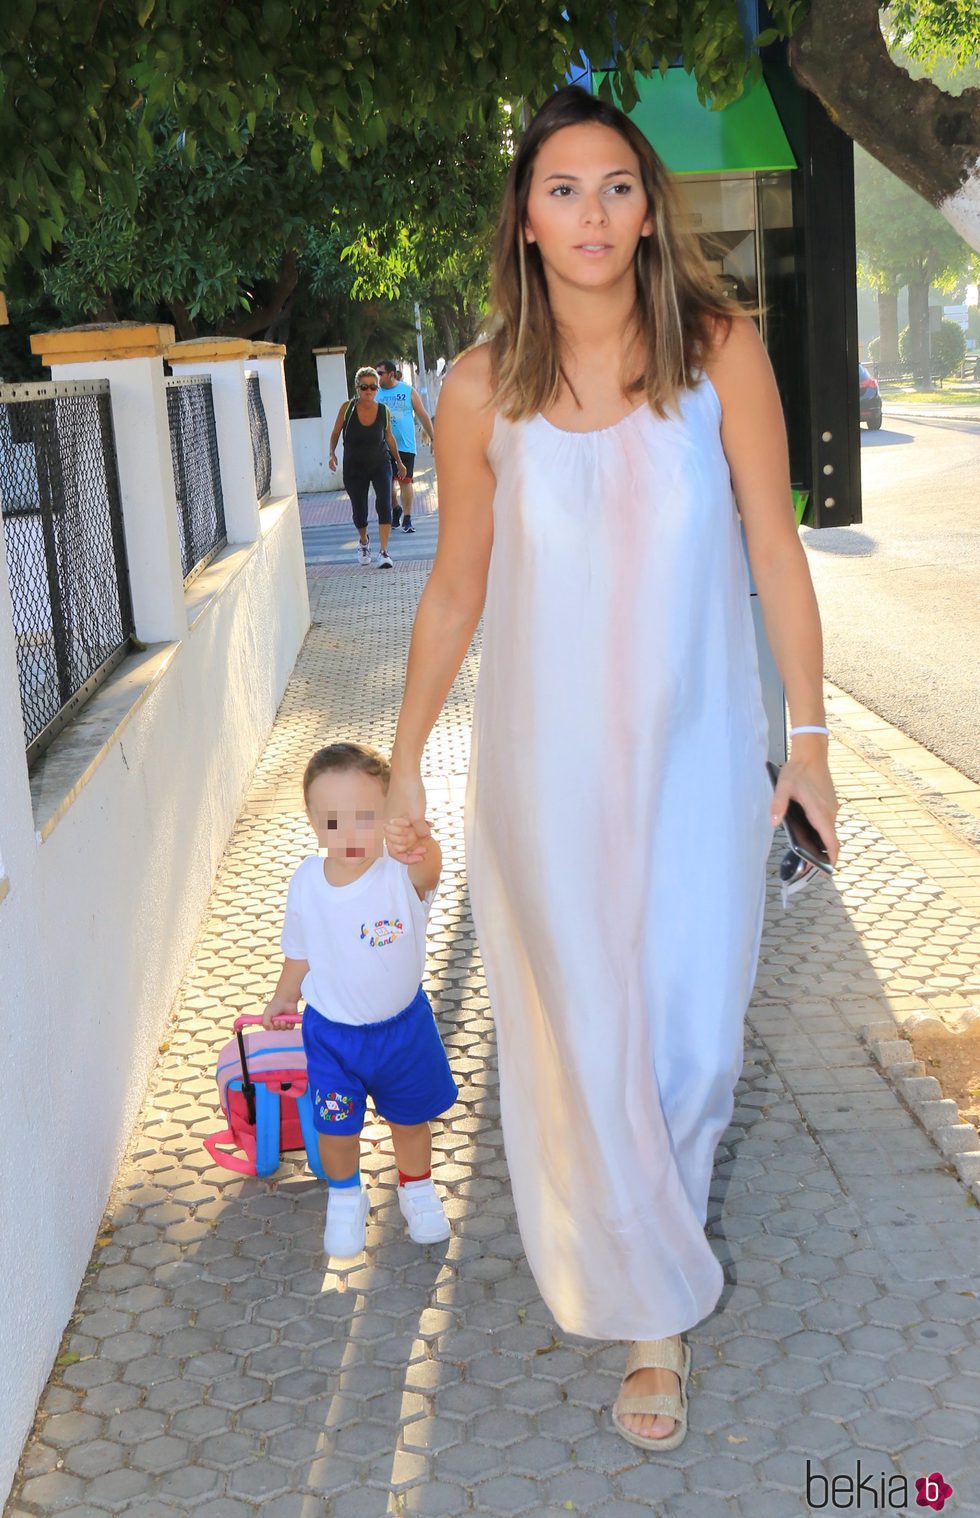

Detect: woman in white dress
[385,86,839,1450]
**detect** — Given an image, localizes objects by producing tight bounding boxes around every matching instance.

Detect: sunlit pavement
[9,478,980,1518]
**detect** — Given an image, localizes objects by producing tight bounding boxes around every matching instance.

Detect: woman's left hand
[771,749,840,866]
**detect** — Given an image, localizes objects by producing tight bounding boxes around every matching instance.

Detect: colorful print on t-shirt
[360,917,405,947]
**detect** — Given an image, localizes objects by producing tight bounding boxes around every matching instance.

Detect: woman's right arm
[387,348,496,836]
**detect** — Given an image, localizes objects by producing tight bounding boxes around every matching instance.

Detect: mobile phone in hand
[766,761,833,874]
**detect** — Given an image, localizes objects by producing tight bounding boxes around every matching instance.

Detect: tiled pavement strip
[9,472,980,1518]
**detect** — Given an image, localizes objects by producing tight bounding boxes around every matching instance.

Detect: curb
[861,1017,980,1204]
[881,405,980,422]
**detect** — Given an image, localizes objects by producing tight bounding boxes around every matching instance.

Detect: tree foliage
[888,0,980,73]
[854,146,974,296]
[0,0,806,284]
[36,103,508,342]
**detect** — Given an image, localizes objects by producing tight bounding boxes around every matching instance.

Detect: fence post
[30,324,187,644]
[0,513,33,869]
[165,338,259,546]
[247,341,297,500]
[313,347,349,490]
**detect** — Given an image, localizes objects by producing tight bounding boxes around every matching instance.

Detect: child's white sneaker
[398,1178,450,1244]
[323,1186,370,1259]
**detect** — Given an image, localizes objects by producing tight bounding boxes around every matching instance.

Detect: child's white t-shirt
[281,853,435,1026]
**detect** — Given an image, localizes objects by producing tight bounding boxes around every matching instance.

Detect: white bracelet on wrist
[789,725,830,738]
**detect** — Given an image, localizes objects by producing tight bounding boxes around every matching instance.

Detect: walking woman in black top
[329,366,407,569]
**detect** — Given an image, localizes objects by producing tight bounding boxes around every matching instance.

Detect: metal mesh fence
[165,376,226,581]
[246,373,272,501]
[0,380,134,764]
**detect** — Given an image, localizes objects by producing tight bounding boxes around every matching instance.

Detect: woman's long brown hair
[488,85,738,421]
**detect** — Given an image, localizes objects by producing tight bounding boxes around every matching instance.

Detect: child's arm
[262,957,309,1029]
[387,815,441,897]
[406,833,442,902]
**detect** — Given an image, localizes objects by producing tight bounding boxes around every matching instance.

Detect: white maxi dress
[463,376,773,1342]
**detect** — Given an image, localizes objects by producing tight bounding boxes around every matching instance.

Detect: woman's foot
[612,1336,690,1450]
[617,1364,681,1441]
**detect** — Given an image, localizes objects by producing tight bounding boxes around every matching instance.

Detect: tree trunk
[168,299,198,342]
[877,288,899,370]
[222,250,299,340]
[788,0,980,253]
[437,307,458,360]
[91,292,118,323]
[906,281,932,389]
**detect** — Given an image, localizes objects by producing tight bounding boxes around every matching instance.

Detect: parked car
[858,363,882,429]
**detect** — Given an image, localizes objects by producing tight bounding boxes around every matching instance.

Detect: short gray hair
[353,366,380,390]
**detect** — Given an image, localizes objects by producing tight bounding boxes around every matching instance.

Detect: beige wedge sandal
[611,1335,692,1451]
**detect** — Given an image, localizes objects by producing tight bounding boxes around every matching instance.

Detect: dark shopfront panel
[595,61,862,529]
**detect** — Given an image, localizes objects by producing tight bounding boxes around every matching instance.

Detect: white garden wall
[289,346,348,492]
[0,327,310,1503]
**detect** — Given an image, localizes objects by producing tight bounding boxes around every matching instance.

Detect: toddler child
[262,741,457,1259]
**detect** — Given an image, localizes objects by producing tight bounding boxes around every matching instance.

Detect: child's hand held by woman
[385,817,431,865]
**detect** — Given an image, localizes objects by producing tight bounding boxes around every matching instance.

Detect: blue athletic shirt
[383,381,416,453]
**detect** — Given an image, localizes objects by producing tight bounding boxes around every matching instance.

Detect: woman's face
[523,122,653,292]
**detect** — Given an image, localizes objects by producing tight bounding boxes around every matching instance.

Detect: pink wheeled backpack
[204,1013,326,1179]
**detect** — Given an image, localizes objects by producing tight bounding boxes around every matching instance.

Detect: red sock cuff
[398,1168,431,1186]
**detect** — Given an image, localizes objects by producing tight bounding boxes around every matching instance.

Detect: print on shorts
[360,917,405,947]
[316,1090,356,1123]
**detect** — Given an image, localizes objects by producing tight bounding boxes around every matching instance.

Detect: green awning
[594,68,797,175]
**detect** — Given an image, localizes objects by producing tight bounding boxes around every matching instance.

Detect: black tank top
[343,402,389,471]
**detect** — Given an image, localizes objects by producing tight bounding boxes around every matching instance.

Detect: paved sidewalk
[9,489,980,1518]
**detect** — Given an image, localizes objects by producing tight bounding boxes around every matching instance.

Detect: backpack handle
[233,1012,303,1031]
[204,1127,257,1175]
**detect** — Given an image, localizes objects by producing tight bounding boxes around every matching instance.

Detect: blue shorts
[303,985,458,1136]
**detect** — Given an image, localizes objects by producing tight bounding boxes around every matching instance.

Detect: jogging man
[376,361,435,533]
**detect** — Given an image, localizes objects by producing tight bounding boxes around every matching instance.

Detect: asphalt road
[803,411,980,782]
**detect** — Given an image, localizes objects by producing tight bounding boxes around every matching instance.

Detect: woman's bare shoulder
[439,342,495,416]
[704,312,768,384]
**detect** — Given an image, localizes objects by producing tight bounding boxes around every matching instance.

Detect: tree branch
[168,298,198,341]
[222,249,299,339]
[789,0,980,249]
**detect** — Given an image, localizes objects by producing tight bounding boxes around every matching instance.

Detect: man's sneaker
[392,509,402,528]
[377,550,393,569]
[358,541,371,565]
[398,1178,450,1244]
[402,521,415,534]
[323,1186,370,1259]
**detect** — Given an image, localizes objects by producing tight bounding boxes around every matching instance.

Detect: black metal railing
[165,376,227,581]
[0,380,134,765]
[246,373,272,501]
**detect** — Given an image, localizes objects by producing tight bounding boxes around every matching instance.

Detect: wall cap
[31,322,175,364]
[166,336,252,364]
